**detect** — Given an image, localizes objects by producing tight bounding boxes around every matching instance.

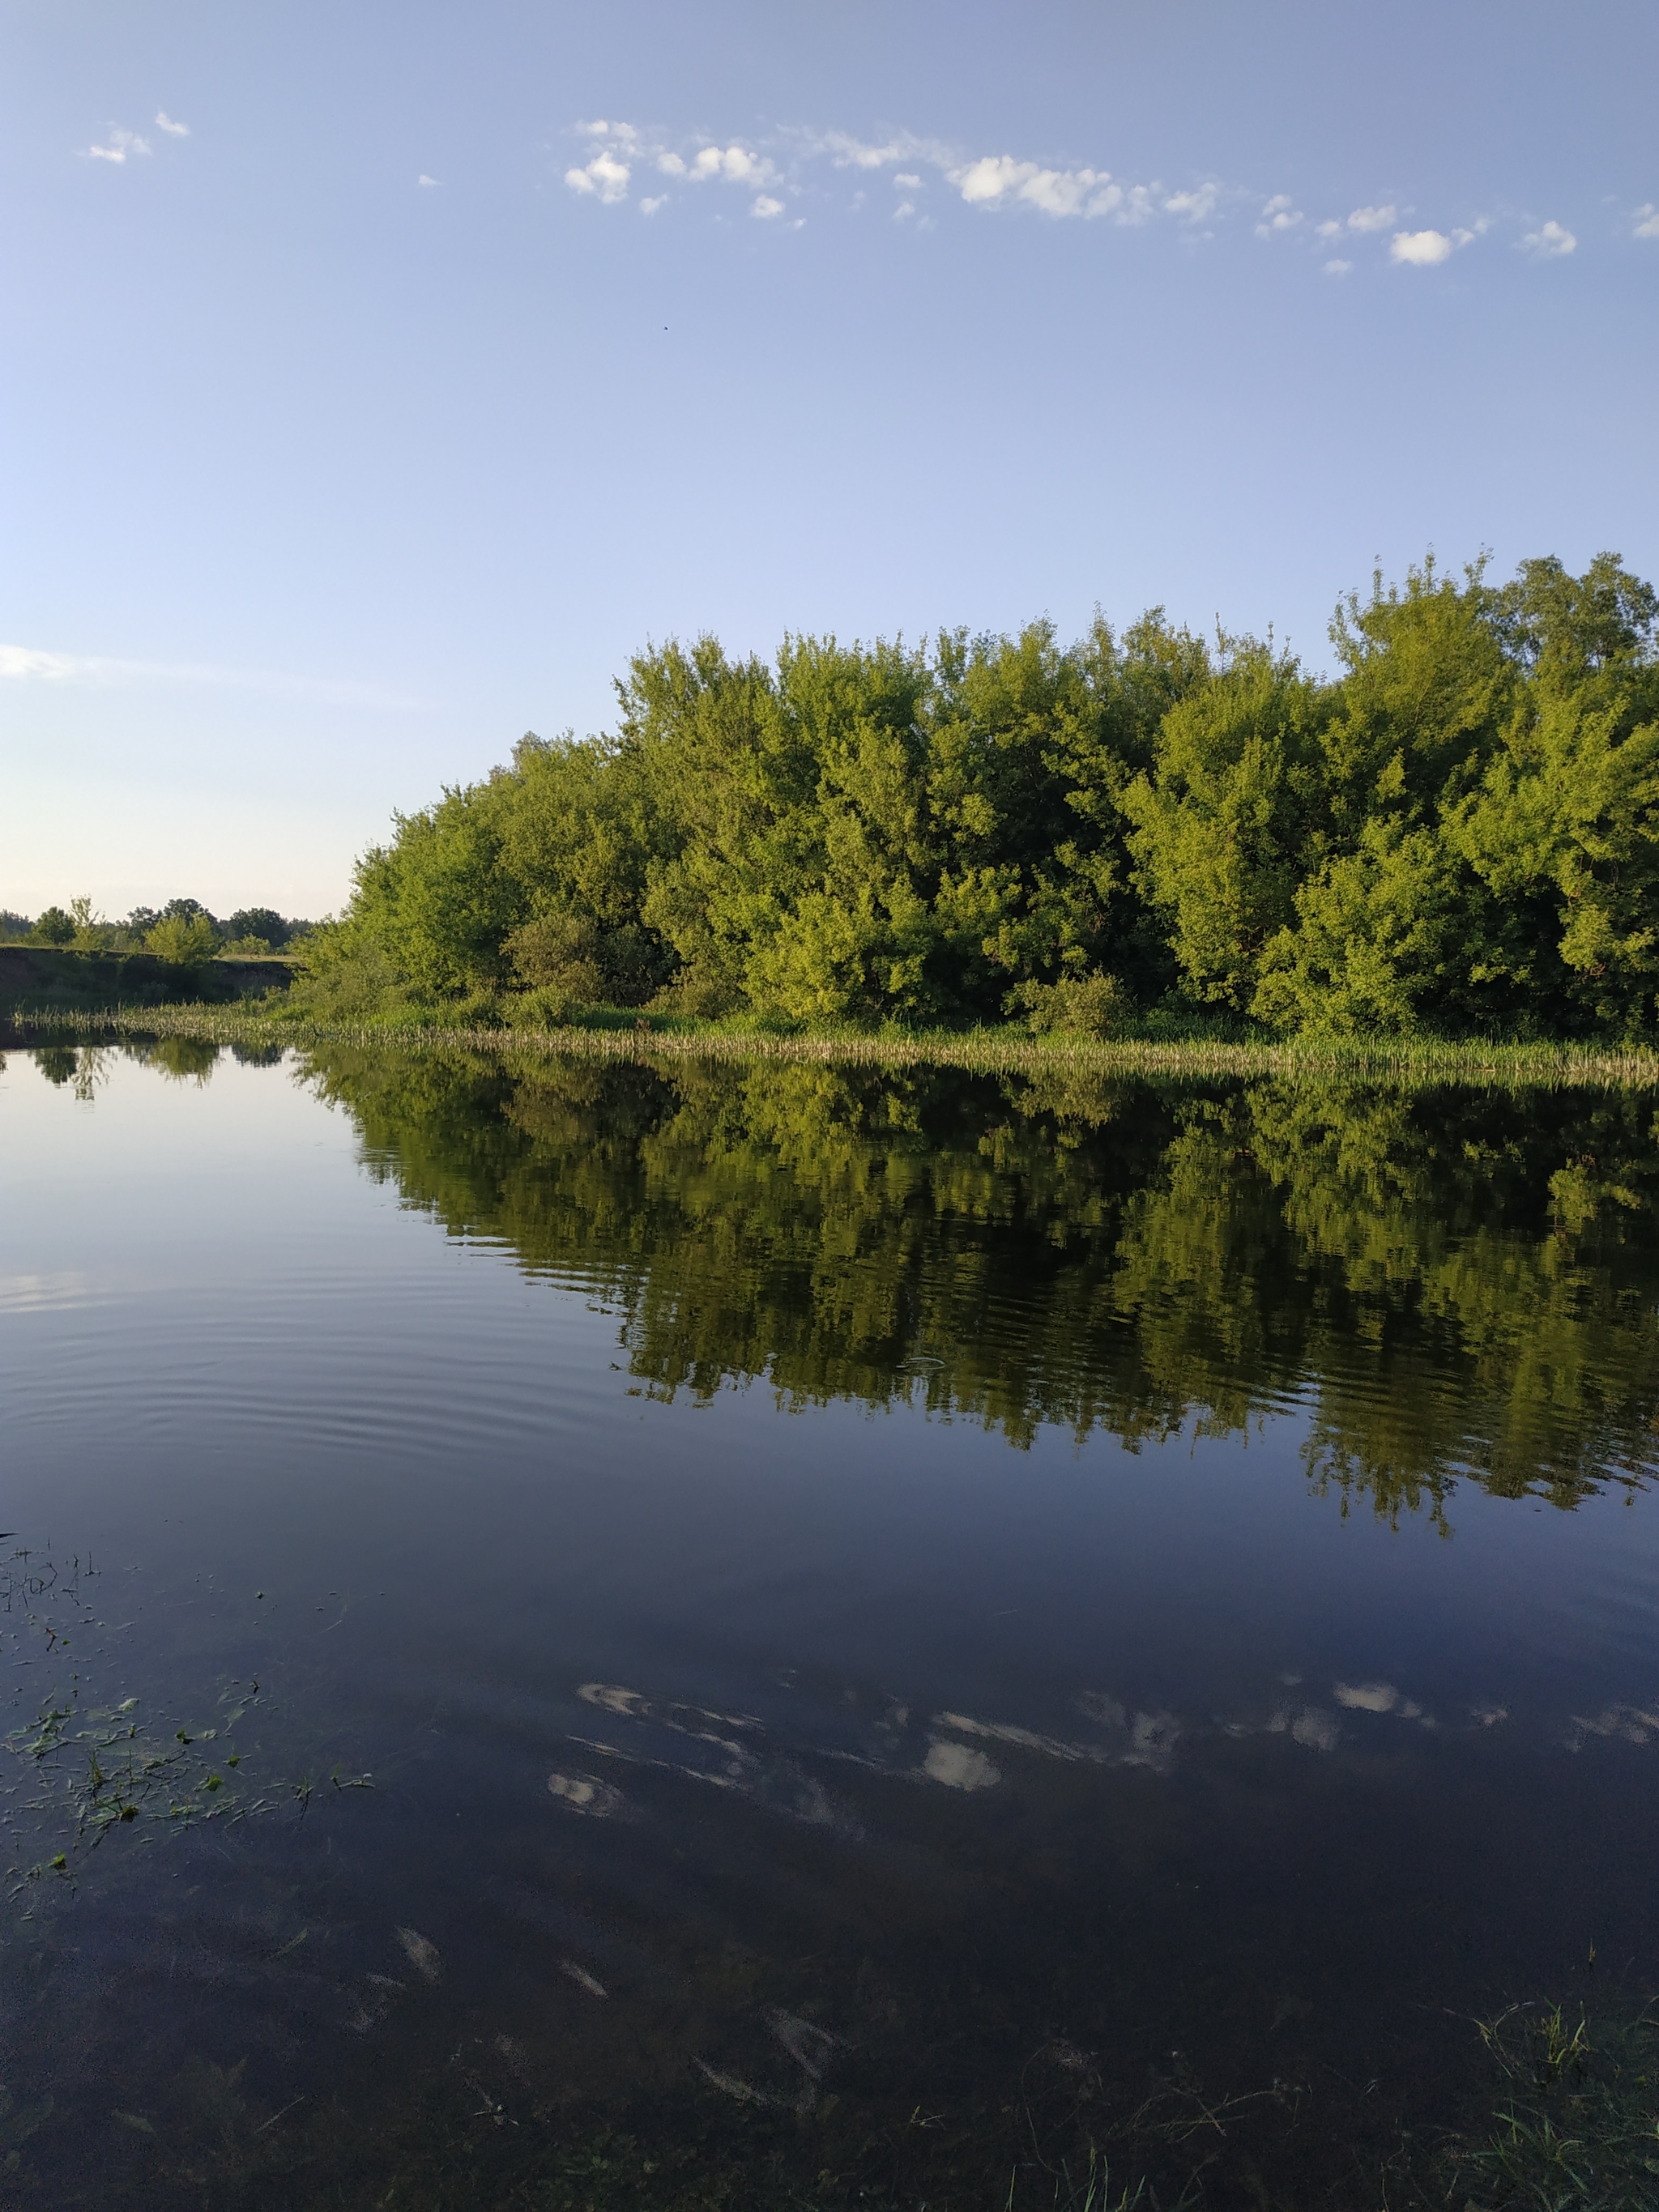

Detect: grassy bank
[0,944,296,1018]
[15,994,1659,1090]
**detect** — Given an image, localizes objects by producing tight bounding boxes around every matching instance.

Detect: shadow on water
[6,1042,1659,2208]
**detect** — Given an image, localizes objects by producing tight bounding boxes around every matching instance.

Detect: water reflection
[284,1045,1659,1525]
[10,1038,1659,2206]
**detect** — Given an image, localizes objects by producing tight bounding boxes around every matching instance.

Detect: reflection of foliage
[134,1036,220,1084]
[29,1045,114,1102]
[305,1049,1659,1524]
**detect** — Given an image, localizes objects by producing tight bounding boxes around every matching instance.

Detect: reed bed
[16,999,1659,1090]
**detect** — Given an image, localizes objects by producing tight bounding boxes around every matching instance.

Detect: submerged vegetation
[280,552,1659,1042]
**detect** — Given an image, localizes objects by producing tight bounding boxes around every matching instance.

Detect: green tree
[226,906,291,949]
[1122,640,1324,1010]
[304,552,1659,1040]
[29,904,75,946]
[145,911,219,965]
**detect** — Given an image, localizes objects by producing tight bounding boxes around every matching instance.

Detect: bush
[29,906,75,946]
[501,910,604,1003]
[501,984,591,1028]
[645,966,743,1018]
[1008,970,1130,1038]
[145,913,220,965]
[288,939,415,1018]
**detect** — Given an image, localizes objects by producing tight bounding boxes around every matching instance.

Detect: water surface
[4,1040,1658,2207]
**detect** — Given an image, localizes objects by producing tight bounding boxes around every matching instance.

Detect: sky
[2,0,1656,920]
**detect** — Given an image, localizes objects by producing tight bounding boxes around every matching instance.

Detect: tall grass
[16,999,1659,1089]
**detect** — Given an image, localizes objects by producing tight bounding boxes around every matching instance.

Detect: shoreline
[13,1000,1659,1089]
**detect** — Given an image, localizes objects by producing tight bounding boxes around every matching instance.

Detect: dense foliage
[301,553,1659,1038]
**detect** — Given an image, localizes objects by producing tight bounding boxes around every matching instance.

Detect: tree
[1121,641,1324,1010]
[303,552,1659,1039]
[29,905,75,945]
[226,906,290,948]
[145,911,219,965]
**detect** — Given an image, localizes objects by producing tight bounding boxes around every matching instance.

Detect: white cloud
[418,174,439,187]
[1165,183,1218,222]
[86,126,151,164]
[0,645,422,709]
[1256,193,1303,236]
[565,151,631,203]
[1636,203,1659,239]
[953,154,1123,219]
[689,143,774,186]
[554,117,1537,281]
[1390,228,1454,266]
[815,130,925,171]
[1,644,76,680]
[155,110,189,137]
[576,118,642,154]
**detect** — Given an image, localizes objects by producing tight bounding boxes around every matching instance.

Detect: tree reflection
[304,1046,1659,1524]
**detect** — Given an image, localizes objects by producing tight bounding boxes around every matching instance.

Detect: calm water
[4,1039,1659,2208]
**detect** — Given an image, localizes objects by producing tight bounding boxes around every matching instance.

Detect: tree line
[4,898,313,962]
[298,551,1655,1035]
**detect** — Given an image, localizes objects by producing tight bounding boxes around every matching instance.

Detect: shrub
[145,913,220,965]
[502,910,604,1000]
[29,906,75,946]
[1008,970,1130,1038]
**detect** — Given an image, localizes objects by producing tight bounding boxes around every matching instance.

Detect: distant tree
[0,910,33,941]
[145,911,219,965]
[65,894,118,952]
[29,905,75,945]
[160,896,217,927]
[225,906,291,948]
[124,906,161,936]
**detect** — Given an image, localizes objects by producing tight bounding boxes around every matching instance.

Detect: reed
[18,1000,1659,1091]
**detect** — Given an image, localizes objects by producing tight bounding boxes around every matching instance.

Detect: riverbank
[0,944,297,1016]
[15,995,1659,1090]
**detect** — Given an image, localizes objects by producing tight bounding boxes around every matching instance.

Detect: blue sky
[3,0,1656,918]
